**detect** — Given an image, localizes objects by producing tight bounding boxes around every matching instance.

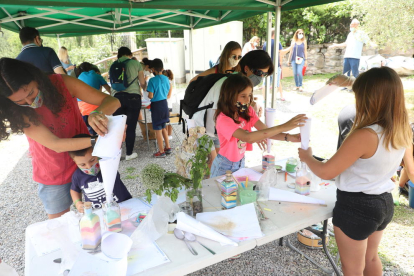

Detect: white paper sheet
[268,187,326,205]
[176,212,238,246]
[196,203,263,241]
[300,118,312,150]
[0,262,18,276]
[310,84,340,105]
[127,241,170,275]
[99,149,122,201]
[102,232,133,260]
[216,168,263,183]
[92,115,127,159]
[265,108,277,153]
[68,251,127,276]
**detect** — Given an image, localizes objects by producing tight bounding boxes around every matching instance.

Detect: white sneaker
[125,152,138,161]
[168,135,173,140]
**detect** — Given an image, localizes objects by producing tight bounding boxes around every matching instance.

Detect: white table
[25,167,339,276]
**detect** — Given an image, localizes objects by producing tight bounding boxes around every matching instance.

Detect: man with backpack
[110,46,147,161]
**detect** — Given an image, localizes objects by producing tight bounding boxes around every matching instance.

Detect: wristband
[284,133,289,142]
[90,110,102,115]
[90,135,98,147]
[73,199,81,207]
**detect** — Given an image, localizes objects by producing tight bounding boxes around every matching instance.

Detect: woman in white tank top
[298,67,414,276]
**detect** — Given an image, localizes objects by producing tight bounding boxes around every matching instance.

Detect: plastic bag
[257,166,278,201]
[130,196,179,245]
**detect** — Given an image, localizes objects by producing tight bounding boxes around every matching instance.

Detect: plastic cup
[239,186,257,205]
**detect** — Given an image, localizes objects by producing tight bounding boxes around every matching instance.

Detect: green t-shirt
[117,56,143,95]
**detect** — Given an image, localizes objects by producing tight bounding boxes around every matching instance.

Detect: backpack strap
[122,59,138,87]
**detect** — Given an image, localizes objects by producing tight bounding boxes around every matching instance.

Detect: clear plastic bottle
[220,170,238,209]
[80,202,101,250]
[102,199,122,232]
[295,163,311,195]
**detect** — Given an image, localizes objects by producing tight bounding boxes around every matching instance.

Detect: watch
[90,135,98,147]
[284,133,289,142]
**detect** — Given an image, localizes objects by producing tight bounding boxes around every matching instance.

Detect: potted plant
[174,127,213,216]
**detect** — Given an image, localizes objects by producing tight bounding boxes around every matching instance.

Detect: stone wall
[281,43,414,75]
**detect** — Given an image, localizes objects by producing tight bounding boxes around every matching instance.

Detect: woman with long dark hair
[0,58,120,219]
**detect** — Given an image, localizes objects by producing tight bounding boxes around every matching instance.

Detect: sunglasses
[250,68,269,77]
[298,33,304,35]
[231,55,243,60]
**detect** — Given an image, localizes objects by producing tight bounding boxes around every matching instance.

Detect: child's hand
[298,147,313,163]
[288,134,301,142]
[256,139,267,151]
[283,114,307,131]
[76,201,85,213]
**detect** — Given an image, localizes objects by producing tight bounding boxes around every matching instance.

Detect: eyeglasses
[250,68,269,77]
[231,55,243,60]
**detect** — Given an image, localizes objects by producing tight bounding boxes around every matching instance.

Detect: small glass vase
[102,200,122,232]
[186,189,203,216]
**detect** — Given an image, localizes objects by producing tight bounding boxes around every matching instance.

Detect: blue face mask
[20,90,43,109]
[79,162,101,176]
[249,74,262,87]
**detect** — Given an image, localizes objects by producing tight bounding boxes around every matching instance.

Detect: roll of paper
[92,115,127,159]
[300,118,312,150]
[265,108,277,153]
[100,149,122,202]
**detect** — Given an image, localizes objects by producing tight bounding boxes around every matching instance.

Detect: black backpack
[179,73,227,133]
[109,59,137,92]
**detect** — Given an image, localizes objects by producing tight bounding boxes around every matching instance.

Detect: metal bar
[37,16,113,30]
[117,14,187,30]
[281,0,294,5]
[265,11,272,108]
[37,13,108,30]
[256,0,278,7]
[159,9,218,21]
[322,220,341,276]
[272,1,281,108]
[120,11,169,24]
[189,17,194,79]
[193,10,210,28]
[219,10,232,21]
[0,8,79,23]
[1,7,22,29]
[38,7,114,24]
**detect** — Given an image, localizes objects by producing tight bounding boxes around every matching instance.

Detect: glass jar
[286,157,298,173]
[295,162,311,195]
[186,189,203,216]
[102,200,122,232]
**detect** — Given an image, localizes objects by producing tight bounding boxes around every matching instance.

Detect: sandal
[299,87,303,92]
[280,98,286,101]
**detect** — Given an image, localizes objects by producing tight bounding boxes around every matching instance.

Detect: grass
[124,166,139,180]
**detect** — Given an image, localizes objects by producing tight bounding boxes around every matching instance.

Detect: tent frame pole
[271,0,281,108]
[189,17,194,80]
[265,11,272,109]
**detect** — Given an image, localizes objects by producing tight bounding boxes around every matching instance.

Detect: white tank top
[336,125,405,195]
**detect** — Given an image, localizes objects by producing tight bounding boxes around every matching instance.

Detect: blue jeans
[265,67,281,88]
[210,154,245,178]
[343,58,360,78]
[292,59,304,87]
[38,182,72,214]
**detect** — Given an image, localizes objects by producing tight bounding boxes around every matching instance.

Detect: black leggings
[113,92,141,155]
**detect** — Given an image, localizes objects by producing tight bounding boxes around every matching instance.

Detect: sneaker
[341,87,348,91]
[299,87,304,92]
[280,98,286,101]
[164,148,172,155]
[153,151,166,158]
[125,152,138,161]
[168,135,173,140]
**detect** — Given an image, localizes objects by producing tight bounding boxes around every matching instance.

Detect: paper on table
[268,187,326,205]
[127,241,170,275]
[99,149,122,201]
[92,115,126,159]
[68,251,127,276]
[101,232,133,260]
[310,84,340,105]
[216,168,263,183]
[176,212,238,246]
[300,118,312,150]
[0,261,18,276]
[265,108,277,153]
[196,203,263,241]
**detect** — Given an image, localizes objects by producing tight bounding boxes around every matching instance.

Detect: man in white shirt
[329,19,370,78]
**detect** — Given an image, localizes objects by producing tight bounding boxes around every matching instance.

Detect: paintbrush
[256,201,269,220]
[232,175,245,190]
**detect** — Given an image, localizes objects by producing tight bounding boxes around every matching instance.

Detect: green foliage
[141,163,192,203]
[186,134,213,190]
[242,2,352,47]
[350,0,414,50]
[135,30,183,48]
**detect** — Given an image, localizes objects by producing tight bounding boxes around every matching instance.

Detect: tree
[350,0,414,50]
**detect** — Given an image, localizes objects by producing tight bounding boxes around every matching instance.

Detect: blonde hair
[350,67,412,150]
[292,29,306,43]
[249,36,259,44]
[58,47,69,64]
[217,41,242,74]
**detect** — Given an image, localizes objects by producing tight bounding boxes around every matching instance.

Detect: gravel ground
[1,78,412,275]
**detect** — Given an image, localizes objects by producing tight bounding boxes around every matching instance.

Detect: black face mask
[236,101,249,112]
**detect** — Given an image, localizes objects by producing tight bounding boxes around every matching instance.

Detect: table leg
[144,108,150,150]
[322,220,341,276]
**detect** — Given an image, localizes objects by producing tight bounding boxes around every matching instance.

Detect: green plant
[141,163,192,203]
[187,134,213,190]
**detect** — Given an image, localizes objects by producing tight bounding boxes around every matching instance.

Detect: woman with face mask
[242,36,260,57]
[0,58,120,219]
[288,29,308,92]
[190,41,242,82]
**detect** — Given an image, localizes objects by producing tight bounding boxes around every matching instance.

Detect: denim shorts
[211,136,220,148]
[38,182,72,215]
[333,189,394,240]
[152,122,166,130]
[210,154,245,178]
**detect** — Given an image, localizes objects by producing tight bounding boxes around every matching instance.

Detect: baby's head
[68,134,100,176]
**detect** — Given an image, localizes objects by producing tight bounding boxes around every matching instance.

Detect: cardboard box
[139,121,156,140]
[282,66,293,78]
